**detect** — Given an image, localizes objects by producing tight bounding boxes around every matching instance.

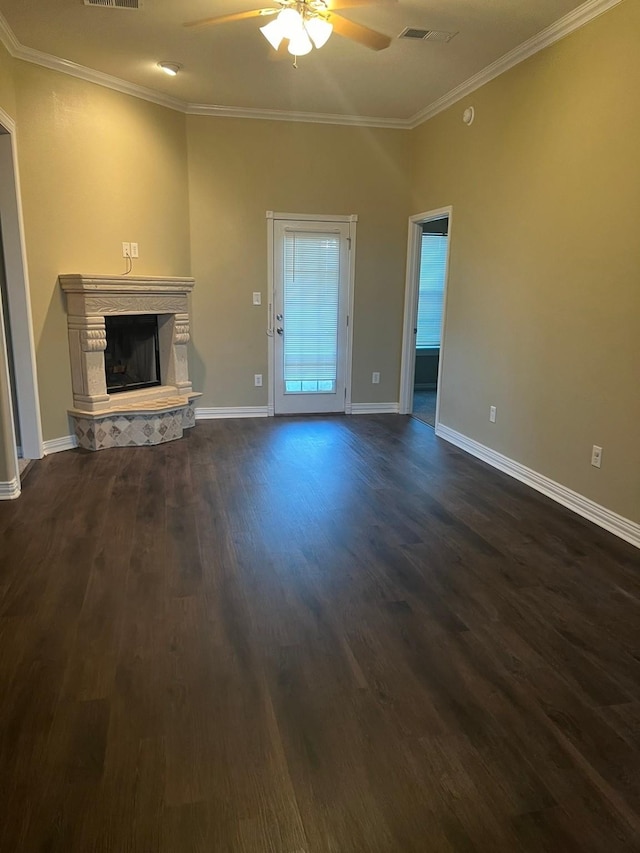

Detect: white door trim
[266,211,356,416]
[0,109,44,463]
[267,213,275,417]
[344,217,356,415]
[399,206,453,427]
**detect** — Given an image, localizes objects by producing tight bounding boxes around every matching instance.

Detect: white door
[272,219,351,415]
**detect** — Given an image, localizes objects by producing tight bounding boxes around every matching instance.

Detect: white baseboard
[196,403,401,418]
[195,406,269,420]
[0,477,20,499]
[436,424,640,549]
[43,435,78,454]
[350,403,400,415]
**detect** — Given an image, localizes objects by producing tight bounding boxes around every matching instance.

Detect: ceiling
[0,0,596,124]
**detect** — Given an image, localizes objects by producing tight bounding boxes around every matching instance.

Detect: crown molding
[185,101,408,129]
[0,10,20,55]
[0,0,626,131]
[407,0,625,128]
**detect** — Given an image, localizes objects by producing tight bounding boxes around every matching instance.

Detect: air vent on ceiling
[83,0,143,8]
[398,27,457,43]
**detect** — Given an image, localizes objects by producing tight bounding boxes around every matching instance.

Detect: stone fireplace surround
[59,274,200,451]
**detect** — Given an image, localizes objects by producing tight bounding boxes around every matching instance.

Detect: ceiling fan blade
[326,12,391,50]
[325,0,396,9]
[184,8,278,30]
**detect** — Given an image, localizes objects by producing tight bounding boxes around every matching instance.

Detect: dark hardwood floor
[1,415,639,852]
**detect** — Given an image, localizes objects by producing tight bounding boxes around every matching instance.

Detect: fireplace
[105,314,161,394]
[59,274,200,451]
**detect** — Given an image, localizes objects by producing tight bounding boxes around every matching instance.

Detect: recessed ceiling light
[158,61,182,77]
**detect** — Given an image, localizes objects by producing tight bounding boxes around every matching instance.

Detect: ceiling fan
[184,0,394,60]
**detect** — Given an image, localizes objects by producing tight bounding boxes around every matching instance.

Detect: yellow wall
[411,0,640,522]
[13,62,191,440]
[186,116,410,407]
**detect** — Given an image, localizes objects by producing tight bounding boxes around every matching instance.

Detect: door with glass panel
[273,219,350,414]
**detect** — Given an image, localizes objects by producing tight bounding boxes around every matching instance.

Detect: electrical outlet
[130,242,139,259]
[254,374,263,387]
[252,292,262,306]
[372,372,380,384]
[122,242,130,258]
[489,405,497,423]
[591,445,602,468]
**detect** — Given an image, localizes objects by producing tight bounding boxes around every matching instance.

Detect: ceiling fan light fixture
[184,1,391,64]
[288,26,313,56]
[278,7,303,38]
[261,7,307,51]
[305,15,332,49]
[260,18,285,50]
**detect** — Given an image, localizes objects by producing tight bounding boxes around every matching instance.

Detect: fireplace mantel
[59,273,195,315]
[59,273,199,450]
[59,273,195,293]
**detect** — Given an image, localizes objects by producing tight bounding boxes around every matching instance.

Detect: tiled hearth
[59,274,200,451]
[72,396,197,451]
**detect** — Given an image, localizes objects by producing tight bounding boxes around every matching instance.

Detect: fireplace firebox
[105,314,161,394]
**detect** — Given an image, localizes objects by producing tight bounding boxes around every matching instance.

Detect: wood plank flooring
[0,415,639,852]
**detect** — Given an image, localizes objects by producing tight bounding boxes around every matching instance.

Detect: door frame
[266,211,357,416]
[398,206,453,425]
[0,108,43,471]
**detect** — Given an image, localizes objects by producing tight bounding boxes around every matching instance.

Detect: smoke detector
[398,28,458,42]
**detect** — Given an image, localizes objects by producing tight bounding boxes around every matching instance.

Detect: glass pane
[285,379,336,394]
[416,233,447,347]
[283,232,339,394]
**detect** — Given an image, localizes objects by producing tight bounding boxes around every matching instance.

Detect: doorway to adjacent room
[399,207,452,429]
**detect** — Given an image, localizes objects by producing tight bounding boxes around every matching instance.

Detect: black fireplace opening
[104,314,161,394]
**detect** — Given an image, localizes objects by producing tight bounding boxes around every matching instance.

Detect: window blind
[416,234,448,348]
[283,232,340,393]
